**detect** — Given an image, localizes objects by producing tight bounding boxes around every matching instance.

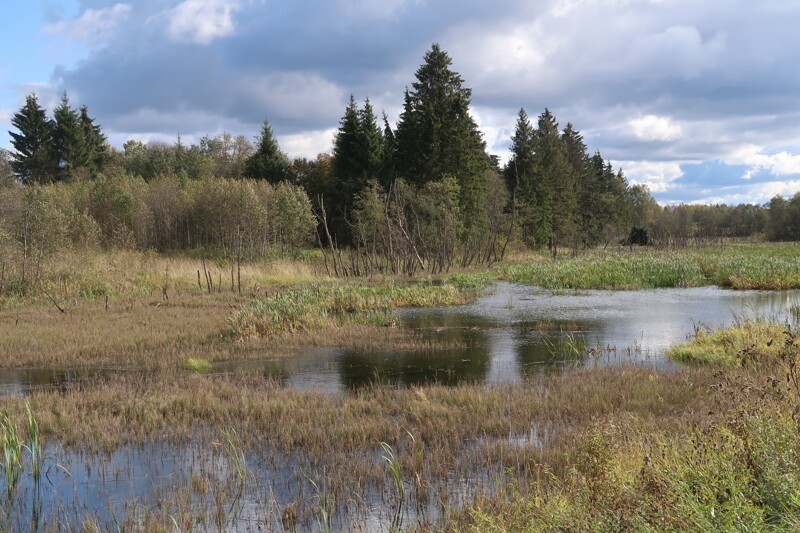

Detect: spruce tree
[330,96,387,243]
[79,105,108,175]
[245,120,290,182]
[357,98,384,183]
[394,44,489,186]
[332,95,362,190]
[52,92,88,181]
[9,93,53,184]
[527,109,563,248]
[393,44,490,239]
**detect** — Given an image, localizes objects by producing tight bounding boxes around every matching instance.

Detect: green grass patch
[185,358,213,374]
[501,244,800,290]
[668,321,789,366]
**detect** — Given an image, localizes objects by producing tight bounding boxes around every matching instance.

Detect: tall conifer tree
[52,92,88,181]
[9,93,53,184]
[394,44,490,237]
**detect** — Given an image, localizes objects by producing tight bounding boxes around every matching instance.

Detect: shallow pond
[3,283,799,529]
[217,283,800,390]
[2,283,799,395]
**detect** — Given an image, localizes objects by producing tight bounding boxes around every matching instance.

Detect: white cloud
[692,180,800,205]
[628,115,683,142]
[615,160,684,192]
[45,4,132,46]
[281,128,337,158]
[165,0,242,44]
[728,144,800,180]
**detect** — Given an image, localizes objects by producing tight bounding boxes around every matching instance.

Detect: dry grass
[0,364,709,454]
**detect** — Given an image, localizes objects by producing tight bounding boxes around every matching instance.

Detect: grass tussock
[669,320,789,365]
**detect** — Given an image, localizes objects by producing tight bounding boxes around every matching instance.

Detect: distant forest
[2,45,799,278]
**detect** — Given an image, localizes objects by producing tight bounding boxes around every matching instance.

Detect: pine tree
[8,93,53,184]
[245,120,290,182]
[52,92,89,181]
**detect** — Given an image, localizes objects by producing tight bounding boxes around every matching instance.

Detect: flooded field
[3,284,799,396]
[1,282,799,529]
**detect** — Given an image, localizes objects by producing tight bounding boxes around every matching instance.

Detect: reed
[229,282,479,340]
[0,412,23,498]
[24,401,41,484]
[220,427,247,483]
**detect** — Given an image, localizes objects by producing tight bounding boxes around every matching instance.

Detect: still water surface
[217,283,800,390]
[3,283,799,395]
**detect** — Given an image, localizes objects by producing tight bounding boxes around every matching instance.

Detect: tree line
[3,44,800,283]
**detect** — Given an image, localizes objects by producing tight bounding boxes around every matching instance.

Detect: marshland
[3,44,800,531]
[0,242,799,530]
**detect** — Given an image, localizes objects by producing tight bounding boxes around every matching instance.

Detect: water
[215,283,800,390]
[2,283,799,395]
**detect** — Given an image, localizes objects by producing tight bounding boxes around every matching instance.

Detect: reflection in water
[214,284,800,391]
[2,284,799,396]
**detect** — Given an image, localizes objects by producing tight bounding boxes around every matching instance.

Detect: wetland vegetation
[0,243,798,529]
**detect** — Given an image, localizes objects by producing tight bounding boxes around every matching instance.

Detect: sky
[2,0,800,206]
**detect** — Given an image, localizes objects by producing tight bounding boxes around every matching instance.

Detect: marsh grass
[668,320,789,365]
[185,358,213,374]
[229,282,479,340]
[502,243,800,290]
[456,319,800,531]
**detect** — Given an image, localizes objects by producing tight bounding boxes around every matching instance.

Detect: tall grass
[229,282,477,339]
[0,413,23,498]
[502,244,800,290]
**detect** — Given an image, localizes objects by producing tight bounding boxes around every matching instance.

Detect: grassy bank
[455,322,800,530]
[229,279,484,340]
[502,243,800,290]
[668,320,789,365]
[0,250,489,368]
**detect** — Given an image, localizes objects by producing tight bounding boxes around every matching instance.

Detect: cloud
[728,144,800,180]
[691,180,800,205]
[163,0,242,44]
[615,160,684,193]
[629,115,683,142]
[281,128,337,159]
[24,0,800,205]
[44,3,132,46]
